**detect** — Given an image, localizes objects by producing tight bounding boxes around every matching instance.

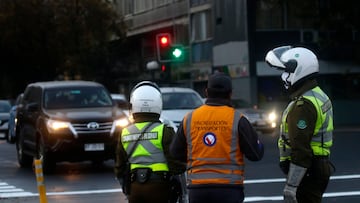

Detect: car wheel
[38,138,56,174]
[16,132,33,168]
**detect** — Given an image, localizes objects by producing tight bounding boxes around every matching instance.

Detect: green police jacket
[278,79,334,168]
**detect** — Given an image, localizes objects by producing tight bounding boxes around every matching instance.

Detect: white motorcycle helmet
[129,81,162,115]
[265,46,319,89]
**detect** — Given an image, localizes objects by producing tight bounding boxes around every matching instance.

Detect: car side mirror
[26,102,39,112]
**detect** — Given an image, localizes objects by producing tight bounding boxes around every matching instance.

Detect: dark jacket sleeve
[163,124,187,175]
[114,132,127,179]
[238,116,264,161]
[169,121,188,168]
[287,99,317,168]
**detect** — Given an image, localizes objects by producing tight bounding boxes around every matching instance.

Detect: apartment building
[112,0,360,126]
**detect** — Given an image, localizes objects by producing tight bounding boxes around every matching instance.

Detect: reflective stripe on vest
[303,86,333,155]
[184,105,245,185]
[278,101,296,161]
[278,86,333,161]
[121,122,169,172]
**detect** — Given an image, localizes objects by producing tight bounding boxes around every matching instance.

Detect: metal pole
[34,159,48,203]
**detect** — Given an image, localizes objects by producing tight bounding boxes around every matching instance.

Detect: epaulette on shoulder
[295,97,305,106]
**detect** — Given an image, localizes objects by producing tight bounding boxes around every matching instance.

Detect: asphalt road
[0,127,360,203]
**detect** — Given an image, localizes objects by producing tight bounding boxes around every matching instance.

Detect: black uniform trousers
[128,169,181,203]
[128,180,172,203]
[296,157,332,203]
[188,186,245,203]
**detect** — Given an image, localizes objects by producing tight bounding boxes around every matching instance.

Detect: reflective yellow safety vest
[279,86,334,162]
[121,122,169,172]
[183,105,245,185]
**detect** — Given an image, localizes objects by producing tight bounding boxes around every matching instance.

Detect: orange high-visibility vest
[183,105,245,185]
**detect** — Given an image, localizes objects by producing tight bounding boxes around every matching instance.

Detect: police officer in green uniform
[114,81,185,203]
[265,46,334,203]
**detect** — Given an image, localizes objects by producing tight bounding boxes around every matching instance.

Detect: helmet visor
[265,46,292,70]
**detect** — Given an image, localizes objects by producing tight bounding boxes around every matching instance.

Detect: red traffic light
[160,36,169,46]
[161,64,166,72]
[156,33,171,47]
[156,33,172,62]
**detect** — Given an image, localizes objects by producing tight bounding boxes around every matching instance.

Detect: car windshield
[162,92,203,110]
[0,101,11,112]
[44,87,113,109]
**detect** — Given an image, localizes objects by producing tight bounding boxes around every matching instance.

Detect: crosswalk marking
[0,182,34,198]
[1,174,360,200]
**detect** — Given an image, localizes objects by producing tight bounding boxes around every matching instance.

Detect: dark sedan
[7,93,23,143]
[0,100,11,139]
[232,99,279,135]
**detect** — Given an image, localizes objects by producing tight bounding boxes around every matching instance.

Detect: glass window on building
[190,0,210,7]
[191,10,212,63]
[119,0,133,16]
[154,0,173,7]
[256,0,283,29]
[134,0,153,13]
[191,41,212,63]
[256,0,319,30]
[191,10,212,42]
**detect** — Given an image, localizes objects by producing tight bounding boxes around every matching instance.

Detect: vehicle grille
[72,121,113,134]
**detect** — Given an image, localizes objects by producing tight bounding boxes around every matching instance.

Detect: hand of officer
[283,184,297,203]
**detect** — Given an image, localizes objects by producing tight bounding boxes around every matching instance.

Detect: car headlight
[114,117,130,128]
[268,111,277,122]
[46,119,71,133]
[267,111,278,128]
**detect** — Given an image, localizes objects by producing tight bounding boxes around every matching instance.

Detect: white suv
[160,87,204,129]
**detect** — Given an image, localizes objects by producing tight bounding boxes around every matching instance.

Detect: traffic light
[156,33,172,62]
[161,64,167,72]
[170,44,184,61]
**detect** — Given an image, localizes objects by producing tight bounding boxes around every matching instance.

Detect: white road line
[0,182,33,198]
[244,191,360,202]
[244,174,360,184]
[1,174,360,200]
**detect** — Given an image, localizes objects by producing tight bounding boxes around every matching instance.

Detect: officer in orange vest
[170,72,264,203]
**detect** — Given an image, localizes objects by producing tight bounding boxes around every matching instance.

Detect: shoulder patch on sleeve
[297,120,307,129]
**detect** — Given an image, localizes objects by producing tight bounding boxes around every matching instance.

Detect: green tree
[0,0,126,98]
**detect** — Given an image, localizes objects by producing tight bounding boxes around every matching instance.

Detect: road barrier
[34,159,48,203]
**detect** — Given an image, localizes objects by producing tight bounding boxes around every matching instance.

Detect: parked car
[232,99,279,134]
[110,93,129,109]
[0,100,12,140]
[15,81,130,173]
[160,87,204,128]
[7,93,23,144]
[111,93,178,132]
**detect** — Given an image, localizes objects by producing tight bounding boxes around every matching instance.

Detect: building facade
[112,0,360,126]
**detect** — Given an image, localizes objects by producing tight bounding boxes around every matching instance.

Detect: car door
[17,86,42,153]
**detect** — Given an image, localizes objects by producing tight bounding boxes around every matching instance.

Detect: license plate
[0,133,5,138]
[84,143,104,151]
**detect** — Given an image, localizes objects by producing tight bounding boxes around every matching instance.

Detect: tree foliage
[0,0,126,97]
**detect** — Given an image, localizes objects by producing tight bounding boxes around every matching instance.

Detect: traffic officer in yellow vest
[114,81,185,203]
[265,46,334,203]
[170,72,264,203]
